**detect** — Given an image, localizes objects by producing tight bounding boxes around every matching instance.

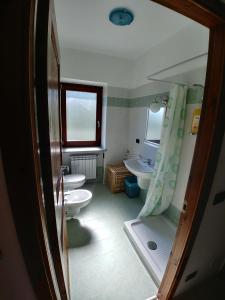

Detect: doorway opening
[2,1,225,300]
[53,1,210,299]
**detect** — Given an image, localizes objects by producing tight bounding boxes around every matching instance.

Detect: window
[61,83,103,147]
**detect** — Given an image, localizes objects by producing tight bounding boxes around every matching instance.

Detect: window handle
[97,121,101,128]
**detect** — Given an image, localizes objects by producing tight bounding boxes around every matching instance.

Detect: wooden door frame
[1,1,225,300]
[35,0,69,299]
[150,1,225,299]
[1,0,61,299]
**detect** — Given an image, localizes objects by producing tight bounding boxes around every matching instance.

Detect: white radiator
[70,155,97,180]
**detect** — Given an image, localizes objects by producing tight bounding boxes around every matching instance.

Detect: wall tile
[108,86,203,108]
[186,86,204,104]
[164,204,181,226]
[128,92,169,108]
[107,97,130,107]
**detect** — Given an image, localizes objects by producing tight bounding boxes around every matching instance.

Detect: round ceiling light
[109,8,134,26]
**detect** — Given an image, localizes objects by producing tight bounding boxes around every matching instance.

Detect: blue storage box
[124,176,140,198]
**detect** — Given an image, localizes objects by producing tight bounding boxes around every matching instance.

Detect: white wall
[61,24,208,90]
[129,66,206,98]
[0,154,37,300]
[175,132,225,296]
[132,23,208,87]
[61,48,133,89]
[172,103,200,211]
[104,86,129,167]
[104,105,129,166]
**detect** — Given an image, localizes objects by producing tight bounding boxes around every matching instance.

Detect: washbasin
[124,159,154,189]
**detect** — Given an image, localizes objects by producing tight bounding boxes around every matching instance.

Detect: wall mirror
[145,106,166,146]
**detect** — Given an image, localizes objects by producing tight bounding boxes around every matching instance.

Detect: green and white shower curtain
[139,85,187,217]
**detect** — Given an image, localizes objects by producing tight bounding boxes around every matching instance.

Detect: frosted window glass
[66,91,97,141]
[146,107,165,143]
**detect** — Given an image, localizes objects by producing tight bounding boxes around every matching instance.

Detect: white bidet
[64,189,92,218]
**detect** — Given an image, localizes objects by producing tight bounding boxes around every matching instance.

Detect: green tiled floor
[67,183,157,300]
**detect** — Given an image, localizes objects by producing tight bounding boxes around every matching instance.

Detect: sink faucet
[145,159,152,166]
[139,155,152,166]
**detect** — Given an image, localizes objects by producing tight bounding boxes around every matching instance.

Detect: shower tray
[124,215,176,286]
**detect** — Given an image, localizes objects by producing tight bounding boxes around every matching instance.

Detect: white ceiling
[54,0,193,60]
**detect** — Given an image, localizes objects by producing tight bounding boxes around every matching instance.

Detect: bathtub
[124,215,176,286]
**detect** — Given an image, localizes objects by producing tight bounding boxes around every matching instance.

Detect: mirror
[145,106,165,145]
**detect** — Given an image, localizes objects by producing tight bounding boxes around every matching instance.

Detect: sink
[124,159,154,189]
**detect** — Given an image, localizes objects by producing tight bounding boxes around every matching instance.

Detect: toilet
[63,174,92,218]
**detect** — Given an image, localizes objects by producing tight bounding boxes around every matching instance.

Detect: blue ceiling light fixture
[109,7,134,26]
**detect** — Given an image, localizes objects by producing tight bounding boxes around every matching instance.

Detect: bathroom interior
[54,1,209,299]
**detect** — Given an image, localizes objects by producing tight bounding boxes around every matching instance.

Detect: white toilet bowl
[63,174,86,190]
[64,189,92,218]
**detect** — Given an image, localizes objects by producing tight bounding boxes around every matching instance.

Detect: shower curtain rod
[146,52,207,88]
[147,77,204,88]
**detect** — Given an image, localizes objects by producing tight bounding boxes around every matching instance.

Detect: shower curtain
[139,84,187,217]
